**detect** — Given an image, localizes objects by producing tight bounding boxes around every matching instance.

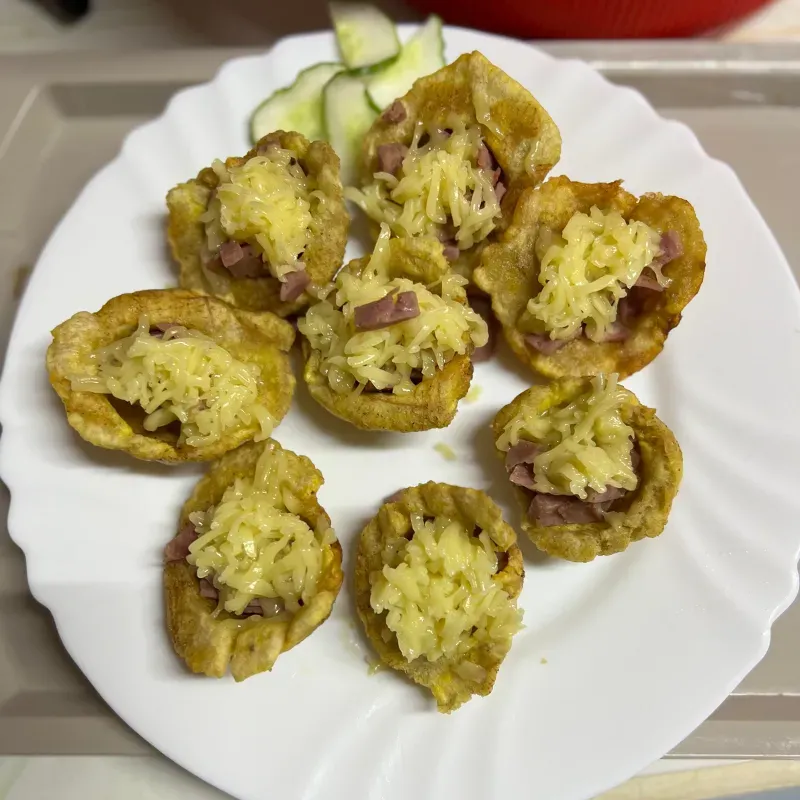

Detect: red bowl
[407,0,773,38]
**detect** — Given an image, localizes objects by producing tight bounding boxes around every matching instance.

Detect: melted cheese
[71,315,273,447]
[202,146,313,280]
[187,445,335,616]
[369,513,521,663]
[345,119,501,251]
[522,206,668,341]
[496,373,637,499]
[472,85,503,139]
[298,224,488,395]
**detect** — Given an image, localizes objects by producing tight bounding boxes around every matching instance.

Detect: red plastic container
[407,0,773,39]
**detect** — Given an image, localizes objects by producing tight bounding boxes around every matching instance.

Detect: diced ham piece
[524,332,573,355]
[239,601,264,617]
[164,523,197,562]
[585,485,627,504]
[509,464,537,491]
[280,267,311,302]
[381,100,407,124]
[377,143,408,175]
[653,230,683,268]
[354,290,420,331]
[477,143,494,171]
[634,272,664,291]
[598,321,630,343]
[219,241,244,268]
[494,181,507,204]
[149,322,180,339]
[505,440,544,471]
[199,578,218,600]
[491,168,502,187]
[219,243,264,279]
[442,243,460,262]
[529,493,604,527]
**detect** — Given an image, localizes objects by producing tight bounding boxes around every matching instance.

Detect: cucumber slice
[250,62,345,145]
[330,2,401,71]
[323,71,377,184]
[366,16,445,112]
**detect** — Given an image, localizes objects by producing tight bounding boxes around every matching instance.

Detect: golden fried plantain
[47,289,295,463]
[358,51,561,277]
[165,439,343,681]
[492,379,683,562]
[362,51,561,200]
[167,131,348,317]
[355,482,524,712]
[474,176,707,379]
[301,237,478,432]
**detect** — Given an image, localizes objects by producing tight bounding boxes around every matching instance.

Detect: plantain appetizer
[298,226,488,431]
[47,289,294,463]
[164,439,343,681]
[355,482,523,712]
[474,177,706,379]
[492,375,683,562]
[167,130,349,317]
[346,51,561,278]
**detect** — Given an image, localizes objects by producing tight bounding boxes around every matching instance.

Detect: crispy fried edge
[167,131,349,317]
[46,289,295,463]
[473,176,707,379]
[362,51,561,196]
[491,379,683,562]
[358,51,562,274]
[354,482,524,712]
[300,238,477,432]
[165,439,344,681]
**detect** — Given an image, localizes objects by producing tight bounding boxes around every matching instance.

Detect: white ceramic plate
[2,25,800,800]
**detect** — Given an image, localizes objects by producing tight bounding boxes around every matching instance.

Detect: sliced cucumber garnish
[323,71,377,184]
[250,62,345,144]
[330,2,401,71]
[366,16,445,112]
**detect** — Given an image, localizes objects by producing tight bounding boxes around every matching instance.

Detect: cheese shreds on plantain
[71,315,273,447]
[345,119,501,251]
[202,146,314,280]
[298,224,488,395]
[187,445,335,616]
[496,373,637,499]
[369,513,521,663]
[523,206,669,342]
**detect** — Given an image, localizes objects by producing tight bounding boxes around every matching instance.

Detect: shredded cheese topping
[187,445,335,616]
[521,206,668,342]
[345,119,501,251]
[71,315,273,447]
[202,146,315,280]
[496,374,637,499]
[298,225,488,395]
[370,514,521,663]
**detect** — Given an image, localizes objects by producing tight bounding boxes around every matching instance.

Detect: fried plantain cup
[492,379,683,562]
[355,482,524,713]
[357,51,562,276]
[47,289,295,463]
[301,237,480,432]
[474,176,707,379]
[167,130,348,317]
[165,439,343,681]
